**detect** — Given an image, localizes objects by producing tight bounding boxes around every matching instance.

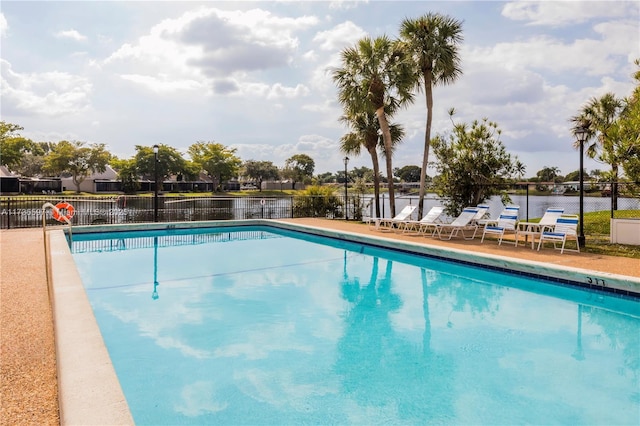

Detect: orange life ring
[52,202,75,222]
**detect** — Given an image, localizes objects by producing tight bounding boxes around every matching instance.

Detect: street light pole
[343,156,349,221]
[153,144,159,222]
[575,127,588,247]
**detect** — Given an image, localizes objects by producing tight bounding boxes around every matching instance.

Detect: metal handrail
[41,202,73,299]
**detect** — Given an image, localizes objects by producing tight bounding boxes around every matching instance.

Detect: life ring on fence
[52,202,75,222]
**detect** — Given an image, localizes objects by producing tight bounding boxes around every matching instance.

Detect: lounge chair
[399,206,445,235]
[435,207,480,240]
[376,205,416,231]
[514,207,565,249]
[537,215,580,254]
[480,213,519,245]
[471,204,490,224]
[477,205,520,228]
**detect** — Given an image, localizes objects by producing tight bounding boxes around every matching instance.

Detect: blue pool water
[71,226,640,425]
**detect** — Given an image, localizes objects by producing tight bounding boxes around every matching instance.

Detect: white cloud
[0,59,92,117]
[329,0,369,10]
[465,35,621,76]
[0,13,7,38]
[312,21,367,51]
[120,73,206,94]
[104,7,319,96]
[502,1,633,26]
[54,29,87,42]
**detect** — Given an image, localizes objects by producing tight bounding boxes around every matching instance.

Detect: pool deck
[283,218,640,280]
[1,219,638,425]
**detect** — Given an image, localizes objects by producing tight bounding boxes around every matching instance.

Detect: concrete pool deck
[1,219,638,425]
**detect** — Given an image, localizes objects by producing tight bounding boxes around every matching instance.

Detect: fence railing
[0,195,297,229]
[1,183,638,241]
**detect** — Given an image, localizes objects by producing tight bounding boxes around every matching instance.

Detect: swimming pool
[68,224,640,425]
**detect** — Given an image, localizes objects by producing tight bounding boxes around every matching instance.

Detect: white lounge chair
[477,205,520,228]
[480,213,519,245]
[399,206,445,235]
[537,215,580,254]
[514,207,565,249]
[372,205,417,232]
[436,207,480,240]
[471,204,490,224]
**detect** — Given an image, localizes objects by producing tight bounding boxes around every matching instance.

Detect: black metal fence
[1,183,638,240]
[0,195,298,229]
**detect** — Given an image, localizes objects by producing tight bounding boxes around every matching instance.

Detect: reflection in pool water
[71,226,639,425]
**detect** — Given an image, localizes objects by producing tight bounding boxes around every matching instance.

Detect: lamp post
[575,127,588,247]
[153,144,159,222]
[343,156,349,220]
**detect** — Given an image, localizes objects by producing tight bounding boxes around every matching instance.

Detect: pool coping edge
[50,229,135,426]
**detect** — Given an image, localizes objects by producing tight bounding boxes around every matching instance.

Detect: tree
[43,140,111,193]
[292,185,342,218]
[111,157,140,194]
[282,154,315,188]
[564,169,584,182]
[242,160,280,191]
[613,58,640,184]
[338,109,404,217]
[0,121,37,172]
[571,93,624,209]
[135,144,186,191]
[394,165,421,182]
[333,35,415,217]
[431,116,518,215]
[514,160,526,181]
[7,141,56,177]
[350,166,374,181]
[188,142,242,192]
[536,166,562,183]
[315,172,336,184]
[14,153,45,177]
[400,13,464,218]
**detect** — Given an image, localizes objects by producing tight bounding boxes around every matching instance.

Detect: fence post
[7,198,10,229]
[525,184,529,221]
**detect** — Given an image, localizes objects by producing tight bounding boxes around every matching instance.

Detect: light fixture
[575,127,588,247]
[153,144,159,222]
[343,156,349,220]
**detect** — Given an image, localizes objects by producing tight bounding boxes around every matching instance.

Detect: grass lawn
[528,210,640,259]
[585,210,640,259]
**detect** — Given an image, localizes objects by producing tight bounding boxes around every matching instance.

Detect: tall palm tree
[400,13,463,218]
[333,36,415,217]
[571,93,624,209]
[339,109,405,218]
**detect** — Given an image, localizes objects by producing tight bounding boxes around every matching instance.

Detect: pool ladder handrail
[41,202,73,302]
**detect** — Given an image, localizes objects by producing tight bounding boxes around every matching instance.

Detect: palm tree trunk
[418,74,434,219]
[368,146,382,218]
[376,107,396,217]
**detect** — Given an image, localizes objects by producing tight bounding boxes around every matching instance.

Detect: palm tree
[514,160,526,181]
[571,93,624,209]
[399,13,464,218]
[333,36,415,217]
[339,109,405,218]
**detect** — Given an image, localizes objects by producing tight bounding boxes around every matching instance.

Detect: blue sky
[1,1,638,178]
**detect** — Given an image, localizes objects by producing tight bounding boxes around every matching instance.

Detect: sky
[1,1,639,178]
